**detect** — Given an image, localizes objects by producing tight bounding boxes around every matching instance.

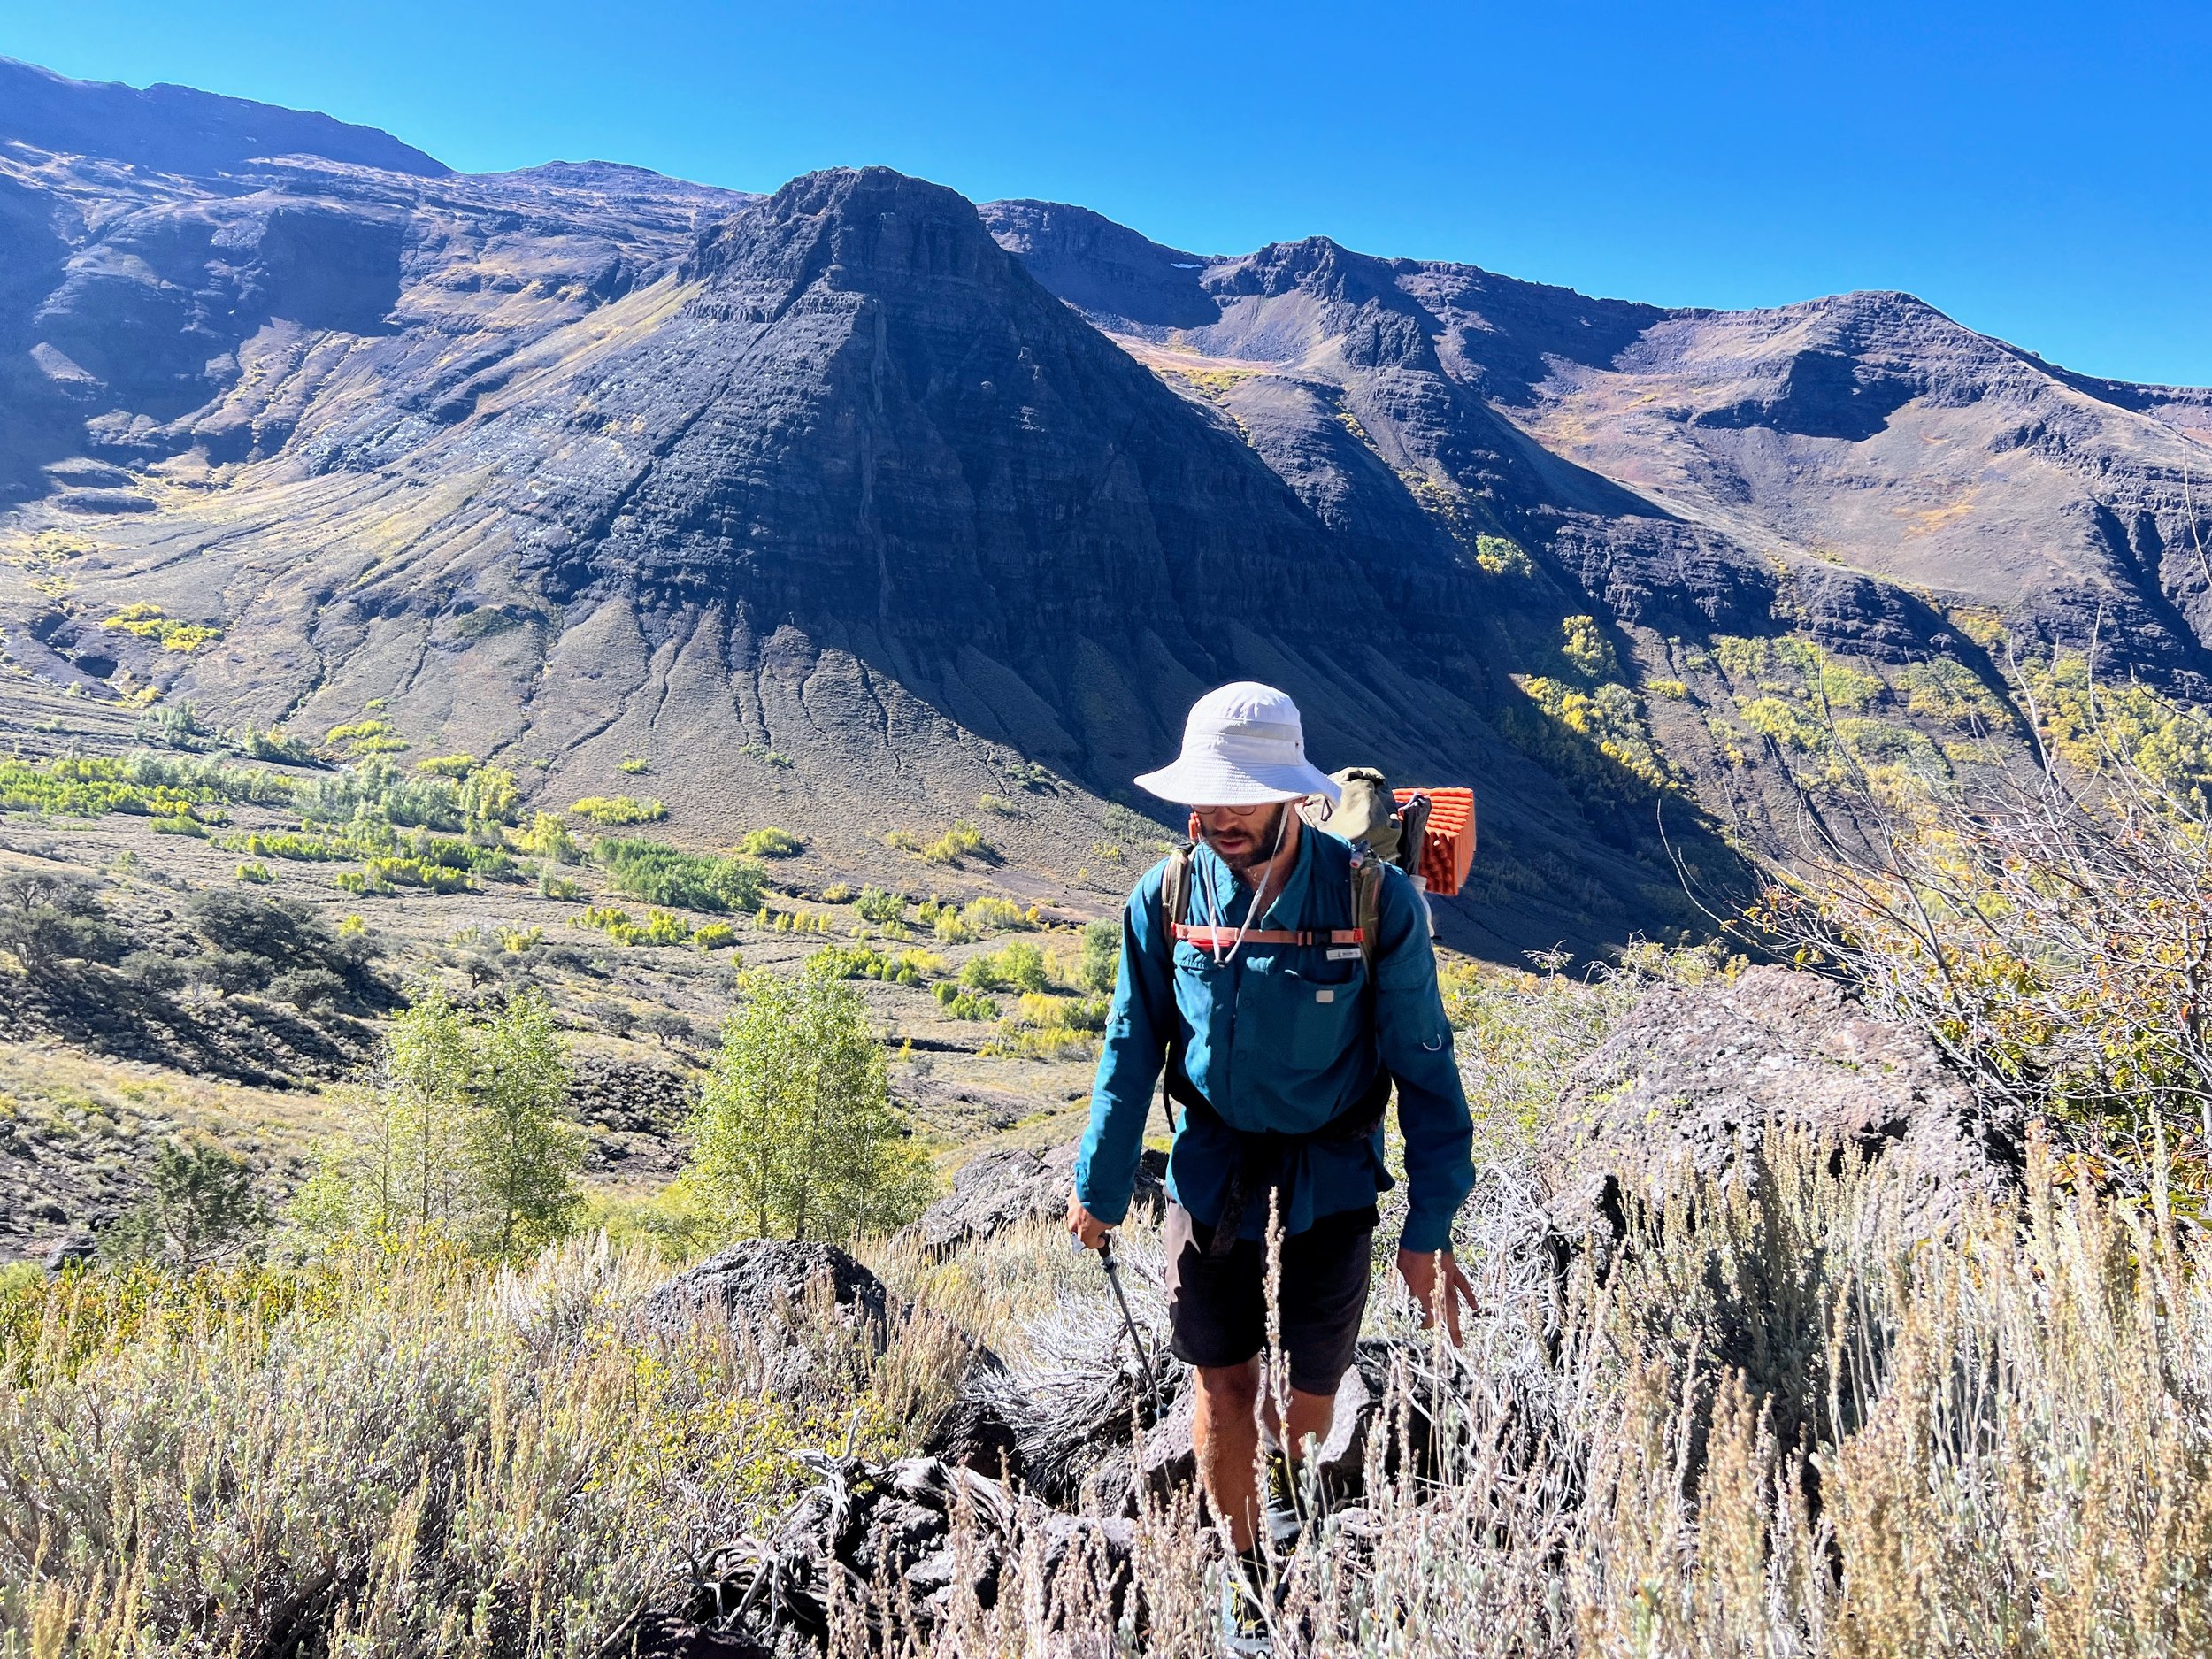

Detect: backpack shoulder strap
[1160,844,1194,940]
[1349,849,1385,973]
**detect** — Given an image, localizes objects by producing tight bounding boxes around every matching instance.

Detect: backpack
[1305,767,1477,900]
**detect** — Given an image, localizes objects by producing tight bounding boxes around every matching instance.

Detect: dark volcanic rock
[629,1615,772,1659]
[906,1139,1167,1256]
[639,1240,888,1339]
[683,1454,1133,1647]
[42,1233,96,1272]
[1539,965,2024,1238]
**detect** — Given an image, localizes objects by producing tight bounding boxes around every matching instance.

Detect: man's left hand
[1395,1248,1477,1343]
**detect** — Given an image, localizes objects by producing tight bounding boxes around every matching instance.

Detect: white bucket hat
[1133,682,1341,807]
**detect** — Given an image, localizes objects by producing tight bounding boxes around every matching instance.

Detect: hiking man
[1068,680,1476,1562]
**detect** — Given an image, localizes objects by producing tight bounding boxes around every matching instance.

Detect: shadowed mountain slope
[0,127,1693,953]
[982,200,2212,686]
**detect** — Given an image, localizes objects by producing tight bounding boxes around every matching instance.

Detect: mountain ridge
[0,56,451,179]
[4,62,2212,956]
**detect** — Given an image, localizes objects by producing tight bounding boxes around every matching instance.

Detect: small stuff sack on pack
[1301,766,1477,898]
[1317,767,1403,866]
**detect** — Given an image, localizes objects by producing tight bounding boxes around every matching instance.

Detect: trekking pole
[1095,1232,1158,1420]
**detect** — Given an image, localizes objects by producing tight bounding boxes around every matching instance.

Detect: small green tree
[690,964,932,1240]
[1078,919,1121,994]
[0,871,119,979]
[290,987,582,1256]
[467,991,585,1254]
[382,987,478,1233]
[103,1137,271,1268]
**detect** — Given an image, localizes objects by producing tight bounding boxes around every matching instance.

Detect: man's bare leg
[1193,1359,1338,1553]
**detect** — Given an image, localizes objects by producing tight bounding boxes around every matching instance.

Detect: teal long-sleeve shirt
[1073,826,1475,1255]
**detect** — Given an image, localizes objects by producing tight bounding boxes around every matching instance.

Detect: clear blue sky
[5,1,2208,385]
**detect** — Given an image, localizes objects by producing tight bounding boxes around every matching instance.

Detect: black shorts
[1162,1202,1376,1396]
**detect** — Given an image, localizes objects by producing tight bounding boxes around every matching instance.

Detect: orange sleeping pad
[1394,787,1477,897]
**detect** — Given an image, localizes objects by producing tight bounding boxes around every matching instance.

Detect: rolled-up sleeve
[1073,864,1173,1225]
[1371,870,1475,1254]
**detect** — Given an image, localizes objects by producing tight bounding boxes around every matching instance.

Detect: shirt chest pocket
[1253,959,1368,1072]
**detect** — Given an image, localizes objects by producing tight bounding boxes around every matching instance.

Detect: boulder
[907,1141,1167,1257]
[42,1233,96,1272]
[1540,965,2024,1238]
[639,1240,887,1340]
[688,1453,1134,1647]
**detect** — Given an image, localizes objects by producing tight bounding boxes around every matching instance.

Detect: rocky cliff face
[980,199,2212,688]
[3,62,2209,952]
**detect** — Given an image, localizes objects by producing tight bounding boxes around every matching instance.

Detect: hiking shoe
[1263,1455,1306,1548]
[1218,1550,1274,1655]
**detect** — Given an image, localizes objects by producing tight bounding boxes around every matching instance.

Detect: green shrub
[102,602,221,652]
[362,856,472,895]
[1010,991,1108,1033]
[235,726,316,764]
[101,1138,269,1268]
[1077,919,1121,993]
[0,871,121,977]
[692,922,738,951]
[961,895,1034,933]
[0,751,294,822]
[851,886,905,926]
[219,830,350,862]
[618,756,649,775]
[324,718,409,757]
[959,939,1050,994]
[405,833,513,879]
[809,943,942,986]
[415,754,479,778]
[737,826,803,858]
[1473,533,1535,576]
[537,872,581,901]
[1512,676,1676,795]
[932,982,1000,1019]
[922,821,990,864]
[568,904,693,947]
[518,810,583,864]
[185,890,392,1010]
[457,766,520,825]
[297,756,465,833]
[571,795,665,826]
[1740,695,1829,751]
[594,837,765,912]
[234,861,273,885]
[1560,614,1620,680]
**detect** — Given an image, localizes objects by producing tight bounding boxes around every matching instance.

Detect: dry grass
[824,1133,2212,1657]
[6,902,2212,1659]
[0,1235,971,1657]
[6,1125,2208,1655]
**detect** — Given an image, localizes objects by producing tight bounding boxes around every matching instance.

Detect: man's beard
[1203,803,1289,879]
